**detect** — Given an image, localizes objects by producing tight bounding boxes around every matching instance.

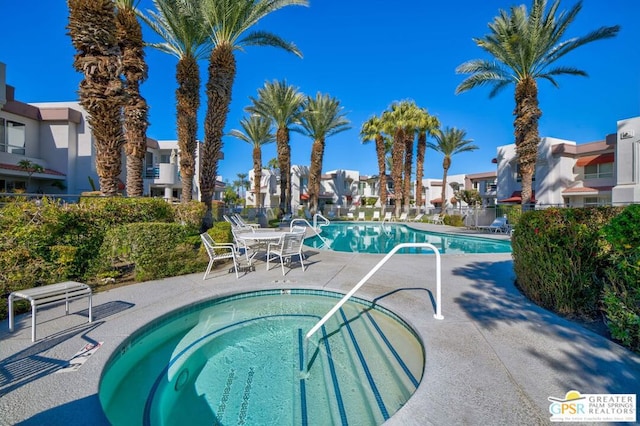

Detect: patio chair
[357,211,365,221]
[347,212,355,220]
[232,227,260,263]
[382,211,392,222]
[477,217,509,233]
[429,214,444,225]
[266,231,306,275]
[410,213,424,222]
[233,213,259,229]
[201,233,240,279]
[398,212,408,222]
[372,211,381,221]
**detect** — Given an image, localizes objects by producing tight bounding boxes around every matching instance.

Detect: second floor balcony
[145,163,179,185]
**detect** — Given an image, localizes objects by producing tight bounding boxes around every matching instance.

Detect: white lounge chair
[357,211,365,221]
[382,211,393,222]
[233,213,259,229]
[372,211,381,221]
[201,233,240,279]
[410,213,424,222]
[477,217,510,233]
[398,212,408,222]
[266,230,306,275]
[429,214,444,225]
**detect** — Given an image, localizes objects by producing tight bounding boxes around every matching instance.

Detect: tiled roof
[0,162,65,177]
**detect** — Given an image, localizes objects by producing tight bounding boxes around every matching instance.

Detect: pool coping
[1,224,639,425]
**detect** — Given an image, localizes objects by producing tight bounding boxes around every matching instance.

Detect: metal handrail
[312,212,330,230]
[290,218,330,248]
[304,243,443,345]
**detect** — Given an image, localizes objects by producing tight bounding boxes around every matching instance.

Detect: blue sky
[3,0,639,183]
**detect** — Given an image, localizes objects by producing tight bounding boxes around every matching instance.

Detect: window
[584,196,611,207]
[358,182,366,195]
[160,154,171,164]
[0,119,26,155]
[584,162,613,179]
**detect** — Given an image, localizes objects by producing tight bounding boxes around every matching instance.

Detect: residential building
[0,61,225,201]
[496,116,640,208]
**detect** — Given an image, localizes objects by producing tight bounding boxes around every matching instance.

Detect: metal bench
[8,281,93,342]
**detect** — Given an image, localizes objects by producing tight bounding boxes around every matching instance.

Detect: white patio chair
[478,217,509,233]
[233,213,259,229]
[266,231,306,275]
[372,211,381,221]
[410,213,424,222]
[398,212,408,222]
[429,214,444,225]
[382,211,392,222]
[357,211,365,221]
[232,227,260,263]
[201,233,240,279]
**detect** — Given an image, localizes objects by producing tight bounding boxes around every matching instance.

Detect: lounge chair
[410,213,424,222]
[382,211,392,222]
[347,212,355,220]
[477,217,510,233]
[233,213,260,229]
[201,233,240,279]
[357,211,365,221]
[398,212,408,222]
[372,211,381,221]
[429,214,444,225]
[266,230,306,275]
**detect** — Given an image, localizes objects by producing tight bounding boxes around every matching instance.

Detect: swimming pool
[305,222,512,254]
[99,289,424,426]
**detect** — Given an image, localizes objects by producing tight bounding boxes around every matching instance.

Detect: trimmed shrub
[600,204,640,352]
[512,207,621,317]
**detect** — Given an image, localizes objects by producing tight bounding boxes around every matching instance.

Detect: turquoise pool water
[305,222,512,254]
[99,289,424,426]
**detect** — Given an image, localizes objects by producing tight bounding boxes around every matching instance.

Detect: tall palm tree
[456,0,619,208]
[236,172,249,198]
[360,115,388,212]
[414,109,440,211]
[427,127,478,212]
[297,93,351,214]
[229,116,274,207]
[67,0,124,196]
[382,101,417,217]
[115,0,149,197]
[139,0,212,202]
[199,0,307,228]
[246,80,305,216]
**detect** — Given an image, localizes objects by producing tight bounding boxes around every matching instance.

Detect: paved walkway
[1,224,638,425]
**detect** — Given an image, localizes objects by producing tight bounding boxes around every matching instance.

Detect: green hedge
[512,207,621,317]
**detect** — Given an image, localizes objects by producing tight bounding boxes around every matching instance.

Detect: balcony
[145,164,179,185]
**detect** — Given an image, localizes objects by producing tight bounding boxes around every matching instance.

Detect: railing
[313,212,330,230]
[290,217,330,248]
[303,242,443,372]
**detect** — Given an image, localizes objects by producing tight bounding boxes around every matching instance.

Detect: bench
[8,281,93,342]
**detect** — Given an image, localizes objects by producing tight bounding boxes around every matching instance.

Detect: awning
[300,194,309,200]
[0,162,66,178]
[576,153,614,167]
[562,186,613,196]
[430,198,442,204]
[498,191,536,203]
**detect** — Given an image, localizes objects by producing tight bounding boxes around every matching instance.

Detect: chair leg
[280,256,286,276]
[203,259,214,280]
[299,253,305,272]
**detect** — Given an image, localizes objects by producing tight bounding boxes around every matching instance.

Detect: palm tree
[236,172,249,198]
[67,0,124,196]
[139,0,212,202]
[455,0,619,208]
[115,0,149,197]
[297,93,351,214]
[427,127,478,212]
[246,80,305,216]
[414,109,440,211]
[229,116,274,207]
[360,115,388,212]
[199,0,307,229]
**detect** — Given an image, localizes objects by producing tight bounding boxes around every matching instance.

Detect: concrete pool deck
[1,223,639,425]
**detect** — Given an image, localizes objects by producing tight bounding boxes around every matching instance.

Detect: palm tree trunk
[391,128,405,218]
[415,131,426,210]
[117,5,148,197]
[253,146,262,207]
[375,134,387,213]
[68,0,124,197]
[403,132,414,212]
[276,127,291,216]
[176,55,199,203]
[514,76,541,210]
[202,43,236,228]
[441,156,451,213]
[308,138,324,215]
